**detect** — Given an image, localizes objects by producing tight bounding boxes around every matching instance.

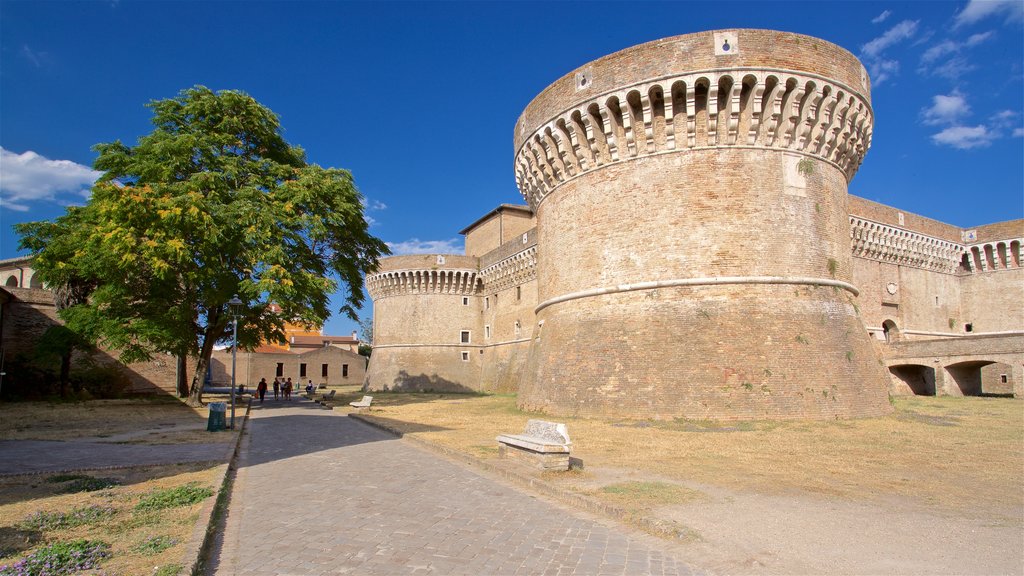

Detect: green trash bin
[207,402,227,432]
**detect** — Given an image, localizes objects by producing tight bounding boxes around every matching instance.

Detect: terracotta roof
[253,344,293,354]
[290,335,357,347]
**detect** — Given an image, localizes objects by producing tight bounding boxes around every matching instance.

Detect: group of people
[254,377,318,403]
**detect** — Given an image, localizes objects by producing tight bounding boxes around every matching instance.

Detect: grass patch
[598,481,704,507]
[0,463,223,576]
[0,539,110,575]
[154,564,183,576]
[132,535,178,556]
[57,476,120,494]
[20,505,116,531]
[135,483,213,511]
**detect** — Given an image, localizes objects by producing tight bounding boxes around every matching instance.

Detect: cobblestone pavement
[207,397,705,575]
[0,439,231,475]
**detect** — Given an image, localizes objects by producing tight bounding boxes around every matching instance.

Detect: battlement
[849,215,1023,274]
[514,30,872,208]
[365,254,481,300]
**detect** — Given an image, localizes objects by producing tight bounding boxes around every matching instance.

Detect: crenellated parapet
[850,216,964,273]
[479,246,537,293]
[849,216,1023,274]
[366,268,481,300]
[514,30,873,209]
[962,238,1023,273]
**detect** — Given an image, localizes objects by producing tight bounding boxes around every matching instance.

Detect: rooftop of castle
[459,204,533,235]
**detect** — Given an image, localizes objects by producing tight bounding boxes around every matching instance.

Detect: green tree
[17,86,388,406]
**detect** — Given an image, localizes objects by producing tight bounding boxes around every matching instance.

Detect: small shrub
[135,483,213,511]
[797,158,815,175]
[741,382,753,391]
[132,535,178,556]
[0,539,110,576]
[20,505,116,531]
[58,477,120,494]
[826,258,838,278]
[795,334,810,345]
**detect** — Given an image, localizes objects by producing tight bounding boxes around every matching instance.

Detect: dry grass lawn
[0,397,229,442]
[0,463,221,575]
[340,392,1023,519]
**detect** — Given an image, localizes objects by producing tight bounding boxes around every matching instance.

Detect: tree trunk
[186,311,222,407]
[176,354,189,397]
[60,351,74,396]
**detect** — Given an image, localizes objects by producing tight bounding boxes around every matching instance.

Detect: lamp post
[227,295,243,429]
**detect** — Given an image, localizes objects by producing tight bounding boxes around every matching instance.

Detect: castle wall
[463,206,536,258]
[363,29,1021,414]
[364,254,484,392]
[512,29,890,420]
[0,286,178,396]
[479,242,537,392]
[852,257,964,340]
[959,268,1024,334]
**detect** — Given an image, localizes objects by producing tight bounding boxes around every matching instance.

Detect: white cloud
[869,59,901,86]
[386,238,464,256]
[922,92,971,125]
[918,30,993,77]
[861,20,919,86]
[1013,128,1024,138]
[966,31,995,46]
[921,40,960,64]
[872,10,892,24]
[19,45,50,68]
[930,56,976,80]
[368,200,388,211]
[0,148,101,212]
[954,0,1024,28]
[931,125,996,149]
[861,20,919,58]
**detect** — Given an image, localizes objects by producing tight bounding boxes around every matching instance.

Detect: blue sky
[2,0,1022,337]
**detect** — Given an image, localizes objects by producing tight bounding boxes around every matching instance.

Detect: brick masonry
[365,29,1022,419]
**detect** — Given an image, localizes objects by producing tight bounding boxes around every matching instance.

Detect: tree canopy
[17,86,388,405]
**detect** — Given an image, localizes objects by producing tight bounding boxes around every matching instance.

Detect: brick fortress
[364,30,1023,420]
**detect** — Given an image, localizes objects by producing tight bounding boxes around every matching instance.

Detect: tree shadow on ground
[238,397,453,469]
[0,525,41,561]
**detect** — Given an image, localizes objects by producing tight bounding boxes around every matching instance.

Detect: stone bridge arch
[888,363,935,396]
[945,360,1016,397]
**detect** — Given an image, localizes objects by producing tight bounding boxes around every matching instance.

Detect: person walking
[273,378,280,400]
[284,377,293,400]
[256,378,268,403]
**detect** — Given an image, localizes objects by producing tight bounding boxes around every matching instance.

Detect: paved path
[0,439,231,475]
[208,397,704,575]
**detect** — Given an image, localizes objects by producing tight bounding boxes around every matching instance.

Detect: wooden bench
[497,419,572,470]
[349,395,373,409]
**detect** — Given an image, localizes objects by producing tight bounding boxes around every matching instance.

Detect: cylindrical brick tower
[514,29,892,419]
[364,254,483,392]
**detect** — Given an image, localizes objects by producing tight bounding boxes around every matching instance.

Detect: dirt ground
[342,392,1024,576]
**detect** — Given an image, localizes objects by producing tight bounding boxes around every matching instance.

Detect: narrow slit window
[276,363,284,377]
[322,364,329,377]
[461,351,470,361]
[300,363,307,378]
[342,364,349,378]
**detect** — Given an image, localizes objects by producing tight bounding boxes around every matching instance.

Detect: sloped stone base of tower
[364,347,482,393]
[517,285,893,420]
